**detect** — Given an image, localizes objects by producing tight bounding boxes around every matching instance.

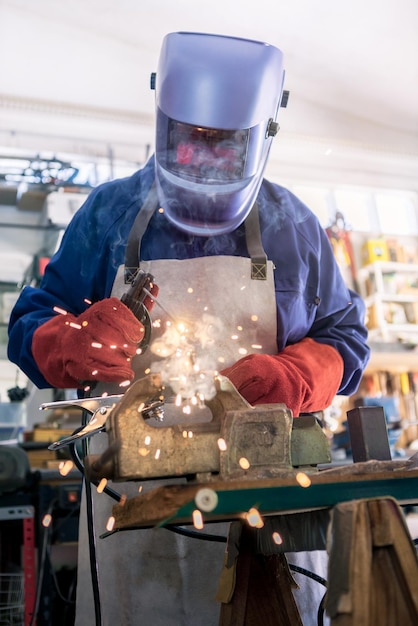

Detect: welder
[8,32,370,626]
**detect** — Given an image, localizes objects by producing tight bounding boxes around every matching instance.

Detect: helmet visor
[166,119,249,182]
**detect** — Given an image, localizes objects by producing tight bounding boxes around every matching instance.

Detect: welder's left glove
[220,338,344,416]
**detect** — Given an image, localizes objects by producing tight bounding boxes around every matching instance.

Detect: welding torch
[121,269,156,353]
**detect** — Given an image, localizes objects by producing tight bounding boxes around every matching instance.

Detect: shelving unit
[357,261,418,343]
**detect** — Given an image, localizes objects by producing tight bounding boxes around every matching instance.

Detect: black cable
[81,417,102,626]
[288,563,328,626]
[69,434,122,502]
[29,499,57,626]
[317,590,327,626]
[166,525,227,543]
[288,563,327,587]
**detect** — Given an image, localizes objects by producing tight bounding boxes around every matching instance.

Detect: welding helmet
[152,32,286,236]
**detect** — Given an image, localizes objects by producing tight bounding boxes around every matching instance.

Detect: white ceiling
[0,0,417,187]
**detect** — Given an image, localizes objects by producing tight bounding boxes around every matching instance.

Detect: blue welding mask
[152,31,286,236]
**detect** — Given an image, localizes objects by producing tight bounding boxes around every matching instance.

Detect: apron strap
[125,184,268,283]
[244,203,268,280]
[124,182,159,283]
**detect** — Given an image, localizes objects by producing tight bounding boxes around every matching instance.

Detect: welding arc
[143,287,178,325]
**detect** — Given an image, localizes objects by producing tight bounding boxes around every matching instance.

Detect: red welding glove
[32,297,147,388]
[220,338,344,416]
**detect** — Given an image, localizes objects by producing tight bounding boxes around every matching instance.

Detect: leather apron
[75,186,329,626]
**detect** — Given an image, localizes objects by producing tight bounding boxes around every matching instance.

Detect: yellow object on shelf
[363,238,389,265]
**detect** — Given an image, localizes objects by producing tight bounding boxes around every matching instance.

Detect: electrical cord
[81,412,102,626]
[29,498,57,626]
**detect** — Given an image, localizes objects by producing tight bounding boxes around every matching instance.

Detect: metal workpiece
[83,374,331,484]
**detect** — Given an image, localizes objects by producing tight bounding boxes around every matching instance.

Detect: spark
[110,344,117,350]
[91,342,102,349]
[237,325,243,331]
[251,344,262,350]
[188,431,193,439]
[58,460,74,476]
[231,334,239,341]
[296,472,311,488]
[175,394,182,407]
[84,298,92,305]
[155,449,161,460]
[106,516,115,532]
[238,348,248,355]
[182,430,188,438]
[246,508,264,528]
[239,457,250,470]
[187,287,194,294]
[69,322,82,329]
[158,207,164,213]
[251,315,258,322]
[42,514,53,528]
[192,509,204,529]
[138,485,143,493]
[53,306,68,315]
[217,438,227,451]
[97,478,107,493]
[144,435,151,445]
[144,368,151,375]
[91,369,98,376]
[182,405,191,415]
[272,532,283,545]
[119,380,131,388]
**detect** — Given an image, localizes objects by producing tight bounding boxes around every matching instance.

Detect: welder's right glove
[32,297,145,388]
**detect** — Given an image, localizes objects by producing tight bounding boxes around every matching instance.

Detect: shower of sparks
[217,438,227,451]
[296,472,312,488]
[42,514,52,528]
[192,510,204,529]
[239,457,250,470]
[246,508,264,528]
[272,532,283,545]
[97,478,108,493]
[106,516,115,532]
[59,460,74,476]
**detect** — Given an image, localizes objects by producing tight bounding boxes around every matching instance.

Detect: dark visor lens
[167,120,249,181]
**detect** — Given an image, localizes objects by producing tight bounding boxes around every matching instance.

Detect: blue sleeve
[7,172,145,388]
[259,181,370,396]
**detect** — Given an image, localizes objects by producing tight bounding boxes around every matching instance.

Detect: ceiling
[0,0,417,188]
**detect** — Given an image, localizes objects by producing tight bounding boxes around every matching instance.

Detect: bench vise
[77,374,331,484]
